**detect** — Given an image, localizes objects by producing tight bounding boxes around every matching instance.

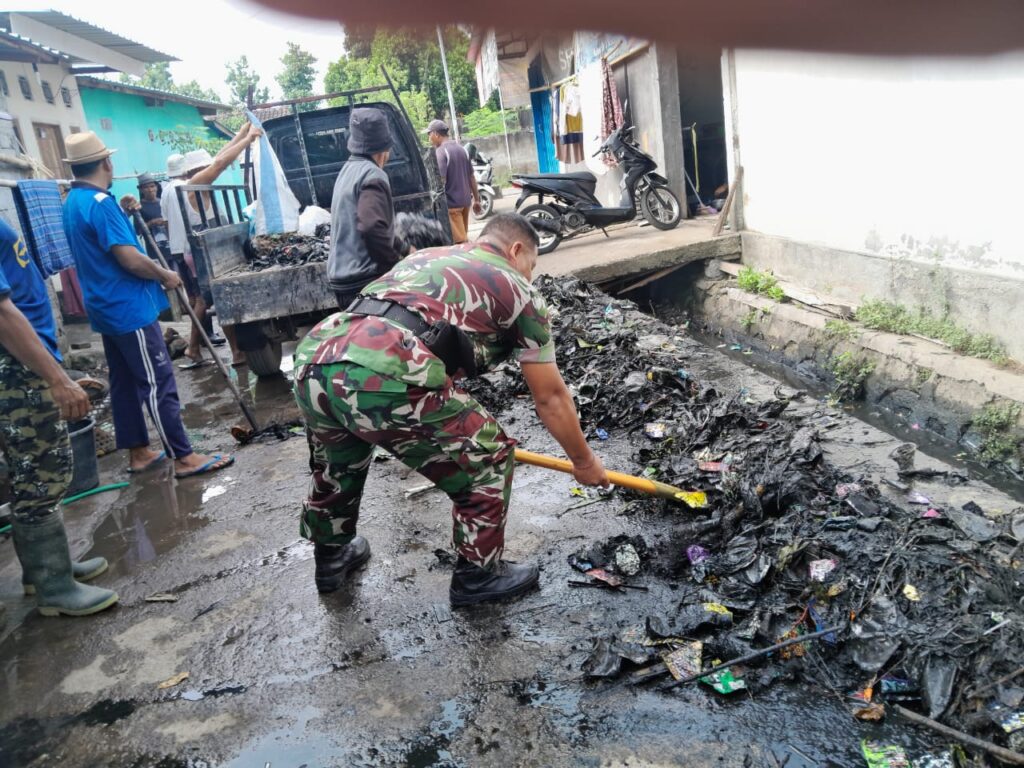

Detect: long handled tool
[513,449,708,508]
[132,211,260,433]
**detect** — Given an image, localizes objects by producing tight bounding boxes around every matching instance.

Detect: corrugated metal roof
[77,76,229,112]
[0,11,176,63]
[0,27,70,63]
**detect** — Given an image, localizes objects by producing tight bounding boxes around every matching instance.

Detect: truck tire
[246,340,283,378]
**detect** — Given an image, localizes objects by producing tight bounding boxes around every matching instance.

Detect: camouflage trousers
[294,361,515,569]
[0,350,71,524]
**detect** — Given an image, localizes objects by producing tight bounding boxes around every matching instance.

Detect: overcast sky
[16,0,348,101]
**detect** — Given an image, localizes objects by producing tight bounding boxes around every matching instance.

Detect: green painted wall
[79,87,242,202]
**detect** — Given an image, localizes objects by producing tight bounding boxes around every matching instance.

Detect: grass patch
[974,403,1022,463]
[824,319,858,342]
[828,351,875,403]
[742,309,758,333]
[737,266,785,302]
[915,367,933,386]
[854,299,1008,363]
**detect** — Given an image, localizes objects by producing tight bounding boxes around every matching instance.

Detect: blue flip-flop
[174,454,235,479]
[127,451,166,474]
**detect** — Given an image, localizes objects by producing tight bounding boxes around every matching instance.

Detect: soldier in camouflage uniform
[294,213,608,605]
[0,217,117,619]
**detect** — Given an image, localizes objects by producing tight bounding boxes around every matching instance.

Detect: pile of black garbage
[468,276,1024,757]
[243,213,446,272]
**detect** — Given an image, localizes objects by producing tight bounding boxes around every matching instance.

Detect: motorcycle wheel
[519,203,562,254]
[640,185,682,230]
[473,190,494,220]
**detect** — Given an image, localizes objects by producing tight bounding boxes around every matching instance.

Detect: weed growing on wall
[824,319,858,341]
[973,403,1022,463]
[827,351,875,403]
[854,299,1008,364]
[737,266,785,301]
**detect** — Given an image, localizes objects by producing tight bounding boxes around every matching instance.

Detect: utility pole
[436,25,461,142]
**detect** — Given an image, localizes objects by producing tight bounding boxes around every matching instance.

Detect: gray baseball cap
[426,119,449,135]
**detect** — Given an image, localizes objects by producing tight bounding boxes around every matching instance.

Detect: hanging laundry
[560,81,584,164]
[601,58,625,164]
[579,63,607,175]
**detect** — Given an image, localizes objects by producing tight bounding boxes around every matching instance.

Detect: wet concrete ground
[2,317,1020,767]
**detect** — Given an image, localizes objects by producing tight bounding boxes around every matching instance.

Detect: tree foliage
[225,55,270,105]
[119,62,222,103]
[324,25,480,132]
[276,42,318,103]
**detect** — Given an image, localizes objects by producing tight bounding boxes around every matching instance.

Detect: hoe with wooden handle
[514,449,708,508]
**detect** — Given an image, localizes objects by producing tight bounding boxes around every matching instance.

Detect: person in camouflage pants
[296,363,514,568]
[0,215,117,618]
[0,350,74,524]
[293,213,609,605]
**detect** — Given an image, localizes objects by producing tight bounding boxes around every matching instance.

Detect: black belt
[346,296,432,338]
[346,296,477,378]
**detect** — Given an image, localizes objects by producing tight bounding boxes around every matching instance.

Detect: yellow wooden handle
[513,448,659,494]
[512,448,709,508]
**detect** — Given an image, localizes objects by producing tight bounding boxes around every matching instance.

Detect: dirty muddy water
[1,281,1020,767]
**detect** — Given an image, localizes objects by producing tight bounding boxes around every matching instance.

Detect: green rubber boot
[11,516,119,617]
[14,530,108,595]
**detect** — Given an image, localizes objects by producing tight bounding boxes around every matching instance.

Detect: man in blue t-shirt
[61,131,233,479]
[0,216,118,618]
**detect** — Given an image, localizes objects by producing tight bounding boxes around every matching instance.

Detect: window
[60,87,72,108]
[41,81,54,104]
[100,118,112,130]
[69,126,81,134]
[0,71,8,97]
[17,75,31,100]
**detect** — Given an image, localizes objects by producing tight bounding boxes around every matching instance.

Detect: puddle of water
[220,705,329,768]
[403,697,467,768]
[0,698,139,766]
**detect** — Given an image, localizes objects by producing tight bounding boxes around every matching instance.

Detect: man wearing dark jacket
[327,108,408,310]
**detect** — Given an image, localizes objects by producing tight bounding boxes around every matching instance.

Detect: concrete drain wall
[634,265,1024,479]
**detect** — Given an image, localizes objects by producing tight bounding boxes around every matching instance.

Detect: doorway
[32,122,68,178]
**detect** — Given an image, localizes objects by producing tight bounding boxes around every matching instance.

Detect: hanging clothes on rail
[558,80,584,164]
[601,57,625,157]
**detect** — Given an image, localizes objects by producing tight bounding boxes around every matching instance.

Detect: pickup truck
[180,95,450,377]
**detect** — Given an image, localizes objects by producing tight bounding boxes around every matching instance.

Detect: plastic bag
[297,205,331,236]
[246,109,301,235]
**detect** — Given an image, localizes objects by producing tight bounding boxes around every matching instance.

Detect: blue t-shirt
[0,218,61,361]
[63,182,168,336]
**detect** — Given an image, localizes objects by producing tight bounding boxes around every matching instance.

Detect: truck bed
[194,221,336,326]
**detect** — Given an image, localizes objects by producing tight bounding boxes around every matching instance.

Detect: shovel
[132,210,259,433]
[513,449,708,508]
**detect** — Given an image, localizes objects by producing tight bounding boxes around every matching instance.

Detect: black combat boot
[313,536,371,593]
[449,557,540,607]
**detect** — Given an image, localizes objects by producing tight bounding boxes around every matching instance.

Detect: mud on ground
[1,279,1021,767]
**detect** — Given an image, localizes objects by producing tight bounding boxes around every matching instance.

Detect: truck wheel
[474,190,494,219]
[519,204,562,254]
[245,340,283,378]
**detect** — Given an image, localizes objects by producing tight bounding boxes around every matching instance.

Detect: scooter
[511,124,681,254]
[465,143,497,219]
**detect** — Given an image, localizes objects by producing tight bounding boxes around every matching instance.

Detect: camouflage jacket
[294,242,556,389]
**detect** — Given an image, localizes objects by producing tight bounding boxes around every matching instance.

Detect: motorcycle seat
[517,172,597,183]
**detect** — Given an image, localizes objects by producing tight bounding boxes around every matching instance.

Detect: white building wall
[724,50,1024,280]
[0,58,88,172]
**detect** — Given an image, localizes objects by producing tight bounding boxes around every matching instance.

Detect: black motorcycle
[511,124,681,254]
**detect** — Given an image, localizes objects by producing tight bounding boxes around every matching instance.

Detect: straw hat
[183,149,214,174]
[63,131,116,164]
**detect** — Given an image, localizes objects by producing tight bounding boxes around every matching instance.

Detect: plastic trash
[687,545,710,564]
[297,205,331,235]
[835,483,862,498]
[861,740,910,768]
[614,543,641,576]
[946,503,1000,542]
[663,641,703,680]
[849,597,905,673]
[583,638,623,678]
[595,428,609,440]
[901,584,921,602]
[700,666,746,694]
[922,656,957,718]
[677,602,733,634]
[644,422,667,439]
[809,559,838,582]
[906,491,931,505]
